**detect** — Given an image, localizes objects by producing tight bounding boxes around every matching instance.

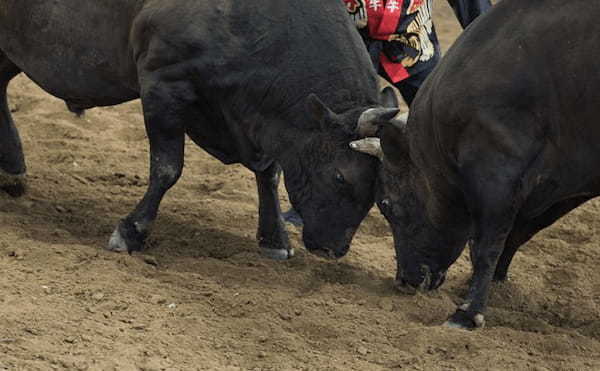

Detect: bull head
[305,89,408,162]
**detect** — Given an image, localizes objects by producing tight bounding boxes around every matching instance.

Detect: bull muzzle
[395,265,446,294]
[303,238,350,260]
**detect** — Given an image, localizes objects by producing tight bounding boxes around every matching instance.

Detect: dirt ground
[1,2,600,370]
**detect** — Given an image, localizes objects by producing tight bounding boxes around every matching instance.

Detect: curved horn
[356,107,400,137]
[391,111,409,130]
[349,137,383,161]
[381,86,400,108]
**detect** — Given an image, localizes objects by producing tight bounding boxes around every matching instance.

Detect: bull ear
[381,86,399,108]
[349,137,383,161]
[356,107,400,137]
[306,93,335,128]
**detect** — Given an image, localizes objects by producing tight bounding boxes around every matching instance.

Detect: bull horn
[356,108,400,137]
[391,111,409,130]
[349,137,383,161]
[381,86,400,108]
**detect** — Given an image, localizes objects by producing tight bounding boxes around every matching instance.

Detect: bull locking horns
[391,111,409,130]
[351,110,409,161]
[356,108,400,137]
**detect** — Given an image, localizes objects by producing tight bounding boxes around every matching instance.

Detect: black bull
[352,0,600,329]
[0,1,399,259]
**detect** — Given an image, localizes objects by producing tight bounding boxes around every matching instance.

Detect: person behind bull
[283,0,491,227]
[345,0,491,105]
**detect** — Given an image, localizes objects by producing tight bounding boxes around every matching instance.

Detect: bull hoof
[444,308,485,330]
[0,170,26,197]
[282,208,303,227]
[260,246,295,260]
[107,228,129,252]
[106,220,145,253]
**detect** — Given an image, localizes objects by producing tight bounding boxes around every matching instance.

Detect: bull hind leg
[255,163,293,259]
[0,53,26,197]
[493,196,591,281]
[107,77,185,252]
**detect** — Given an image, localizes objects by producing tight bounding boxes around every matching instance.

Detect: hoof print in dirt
[260,247,295,260]
[107,220,146,253]
[444,309,485,330]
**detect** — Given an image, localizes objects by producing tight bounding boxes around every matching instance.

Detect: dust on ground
[1,2,599,370]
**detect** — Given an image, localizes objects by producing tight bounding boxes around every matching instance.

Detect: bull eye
[335,172,346,184]
[380,199,391,209]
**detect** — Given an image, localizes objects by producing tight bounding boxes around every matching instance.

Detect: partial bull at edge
[0,54,26,197]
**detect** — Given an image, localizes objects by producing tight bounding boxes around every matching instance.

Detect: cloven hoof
[260,247,295,260]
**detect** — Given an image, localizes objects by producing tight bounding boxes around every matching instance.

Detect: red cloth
[365,0,409,83]
[380,52,409,82]
[367,0,404,40]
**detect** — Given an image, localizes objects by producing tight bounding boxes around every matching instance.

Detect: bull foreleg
[0,54,26,197]
[107,78,185,252]
[255,163,293,260]
[446,158,523,329]
[448,226,511,329]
